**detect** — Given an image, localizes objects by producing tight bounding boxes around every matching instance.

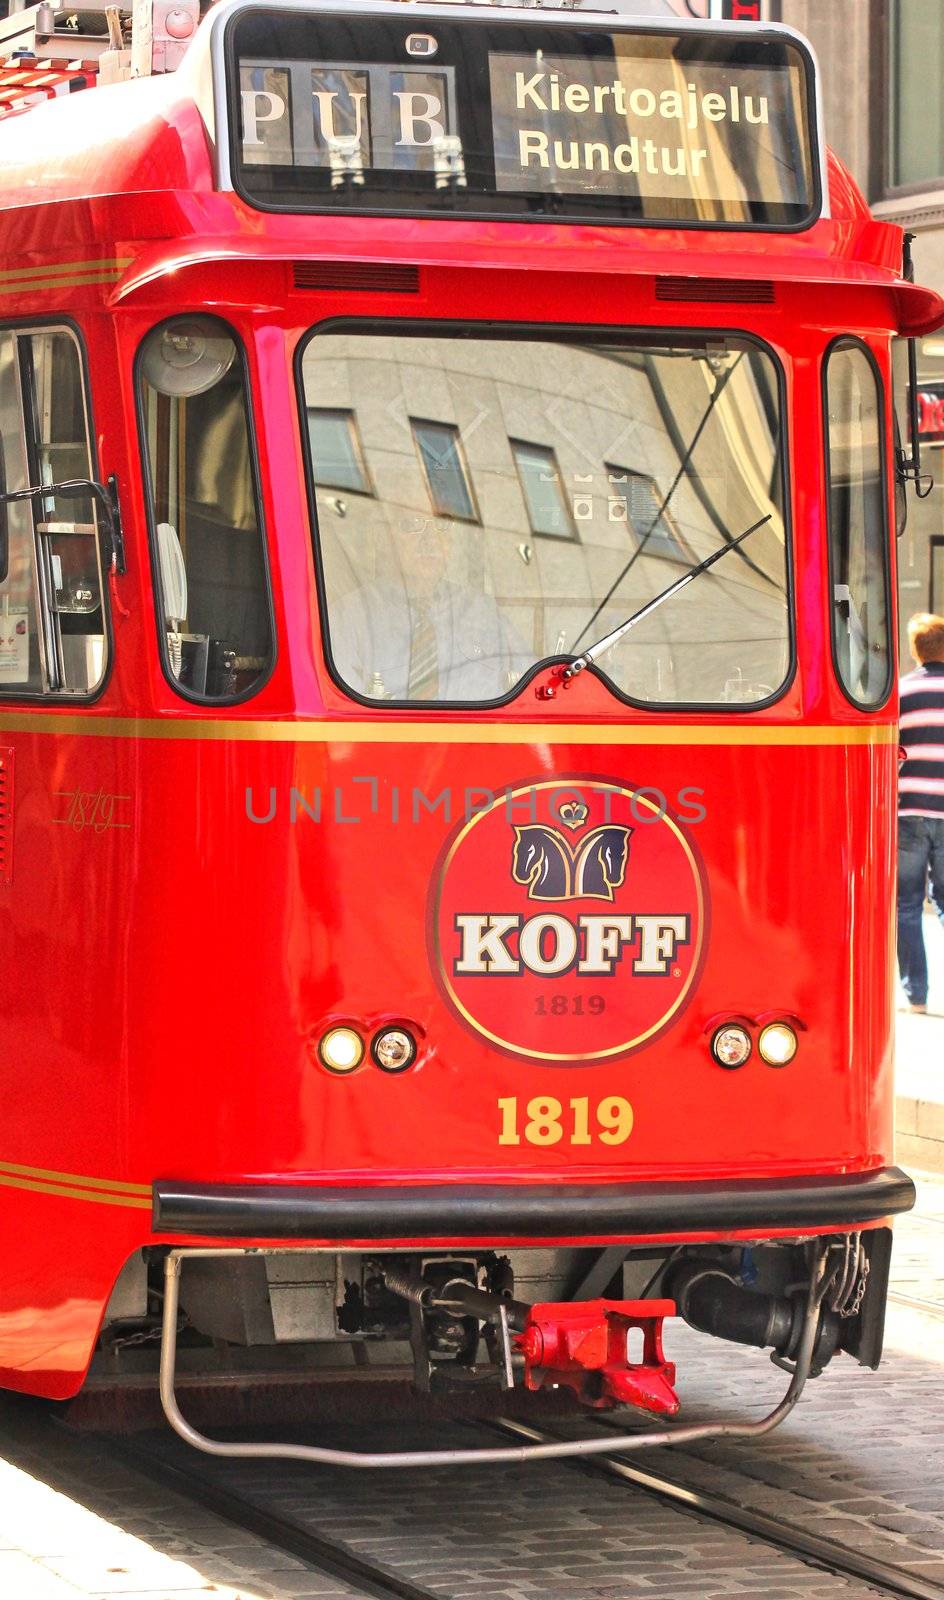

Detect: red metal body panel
[0,60,935,1399]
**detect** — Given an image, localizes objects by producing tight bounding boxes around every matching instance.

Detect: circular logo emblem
[429,778,707,1062]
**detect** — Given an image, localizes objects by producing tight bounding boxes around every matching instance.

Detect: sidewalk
[896,909,944,1174]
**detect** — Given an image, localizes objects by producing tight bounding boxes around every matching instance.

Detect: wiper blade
[562,514,772,682]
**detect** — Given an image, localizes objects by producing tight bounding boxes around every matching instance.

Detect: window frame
[930,534,944,614]
[295,317,795,716]
[510,438,577,543]
[0,316,112,704]
[410,418,480,525]
[135,313,277,708]
[308,405,373,496]
[822,333,894,713]
[872,0,944,202]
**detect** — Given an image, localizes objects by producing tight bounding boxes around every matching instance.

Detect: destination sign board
[225,8,820,229]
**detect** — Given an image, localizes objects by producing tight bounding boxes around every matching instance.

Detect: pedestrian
[898,612,944,1013]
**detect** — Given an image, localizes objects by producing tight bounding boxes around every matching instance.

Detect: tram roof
[0,0,939,334]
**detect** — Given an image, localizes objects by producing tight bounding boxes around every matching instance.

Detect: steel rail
[488,1417,944,1600]
[93,1434,442,1600]
[888,1288,944,1321]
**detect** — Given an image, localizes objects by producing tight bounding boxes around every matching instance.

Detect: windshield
[300,328,790,706]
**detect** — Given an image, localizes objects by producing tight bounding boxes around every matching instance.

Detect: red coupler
[515,1297,679,1413]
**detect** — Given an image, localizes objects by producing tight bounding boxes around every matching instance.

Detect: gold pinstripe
[0,259,132,298]
[0,715,899,747]
[0,1159,149,1194]
[0,1173,151,1209]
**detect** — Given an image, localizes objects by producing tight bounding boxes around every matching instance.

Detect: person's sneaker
[908,1002,928,1014]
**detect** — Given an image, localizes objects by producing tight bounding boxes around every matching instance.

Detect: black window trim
[295,316,796,716]
[509,437,577,544]
[308,405,375,497]
[822,333,894,714]
[0,315,114,706]
[134,312,278,709]
[410,416,481,525]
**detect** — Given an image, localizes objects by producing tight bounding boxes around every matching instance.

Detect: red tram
[0,0,940,1467]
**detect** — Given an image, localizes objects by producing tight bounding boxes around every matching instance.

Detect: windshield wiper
[562,513,772,683]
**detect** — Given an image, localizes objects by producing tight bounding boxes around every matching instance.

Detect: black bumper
[153,1166,915,1242]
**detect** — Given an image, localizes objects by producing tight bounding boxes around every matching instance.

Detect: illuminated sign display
[227,9,820,228]
[915,382,944,447]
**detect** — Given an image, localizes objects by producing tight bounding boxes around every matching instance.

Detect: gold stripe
[0,1158,149,1195]
[0,259,132,283]
[0,1173,151,1209]
[0,715,898,748]
[0,272,125,299]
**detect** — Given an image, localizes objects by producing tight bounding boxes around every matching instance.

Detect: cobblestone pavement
[0,1177,941,1600]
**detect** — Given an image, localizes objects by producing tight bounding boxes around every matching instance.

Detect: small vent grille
[655,276,775,304]
[292,261,421,294]
[0,748,13,888]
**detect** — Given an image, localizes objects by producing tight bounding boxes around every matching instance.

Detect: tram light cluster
[318,1024,419,1075]
[710,1019,799,1070]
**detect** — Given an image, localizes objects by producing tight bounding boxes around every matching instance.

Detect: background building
[766,0,944,655]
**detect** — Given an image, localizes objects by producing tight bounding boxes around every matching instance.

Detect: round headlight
[318,1026,364,1074]
[140,318,236,398]
[758,1023,798,1066]
[711,1024,752,1069]
[372,1027,417,1073]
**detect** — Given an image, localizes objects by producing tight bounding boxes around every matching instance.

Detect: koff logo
[429,778,706,1063]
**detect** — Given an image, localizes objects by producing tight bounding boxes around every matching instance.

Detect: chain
[827,1234,870,1319]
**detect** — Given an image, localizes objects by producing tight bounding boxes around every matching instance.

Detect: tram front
[3,0,940,1451]
[132,4,942,1451]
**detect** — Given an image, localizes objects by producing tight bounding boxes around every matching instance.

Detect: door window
[824,340,892,708]
[138,317,274,703]
[0,326,106,697]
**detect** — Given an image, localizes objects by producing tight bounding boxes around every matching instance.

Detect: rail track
[90,1413,944,1600]
[489,1417,944,1600]
[68,1426,442,1600]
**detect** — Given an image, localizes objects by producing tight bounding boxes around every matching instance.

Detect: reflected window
[300,328,790,707]
[606,466,685,562]
[0,326,106,697]
[412,420,477,521]
[138,316,273,703]
[309,408,371,494]
[512,441,573,540]
[825,340,891,709]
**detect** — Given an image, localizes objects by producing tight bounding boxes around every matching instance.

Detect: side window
[0,326,105,697]
[824,340,891,708]
[139,317,273,703]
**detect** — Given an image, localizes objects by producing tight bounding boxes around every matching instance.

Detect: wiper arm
[562,514,771,683]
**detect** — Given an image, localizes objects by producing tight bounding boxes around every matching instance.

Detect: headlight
[318,1026,364,1073]
[710,1024,752,1068]
[758,1022,798,1066]
[372,1027,417,1073]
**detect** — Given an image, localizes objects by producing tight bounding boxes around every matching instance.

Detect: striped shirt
[899,661,944,817]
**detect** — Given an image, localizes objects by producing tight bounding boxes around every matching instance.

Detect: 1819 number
[498,1095,633,1147]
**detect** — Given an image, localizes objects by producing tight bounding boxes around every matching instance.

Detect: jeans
[897,814,944,1006]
